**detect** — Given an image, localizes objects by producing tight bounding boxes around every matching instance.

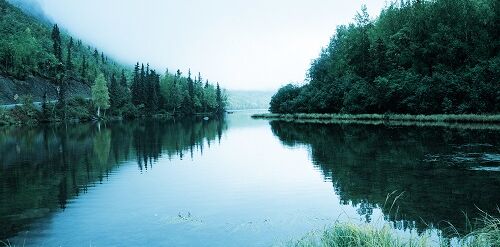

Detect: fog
[25,0,386,90]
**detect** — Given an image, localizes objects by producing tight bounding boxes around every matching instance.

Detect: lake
[1,111,499,246]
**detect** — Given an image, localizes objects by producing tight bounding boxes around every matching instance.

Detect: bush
[66,97,92,121]
[9,95,38,125]
[270,84,301,113]
[0,106,13,125]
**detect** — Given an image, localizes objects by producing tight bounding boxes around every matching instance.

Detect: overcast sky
[37,0,387,90]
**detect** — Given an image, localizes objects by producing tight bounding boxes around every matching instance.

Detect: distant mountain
[227,90,274,110]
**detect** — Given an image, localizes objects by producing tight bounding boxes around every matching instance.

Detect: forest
[0,0,226,124]
[270,0,499,114]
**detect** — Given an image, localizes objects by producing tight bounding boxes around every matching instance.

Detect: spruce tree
[139,63,145,105]
[80,55,87,80]
[51,24,66,116]
[66,37,74,76]
[109,73,119,110]
[51,24,62,62]
[120,70,131,104]
[216,82,223,114]
[93,49,99,63]
[131,62,141,105]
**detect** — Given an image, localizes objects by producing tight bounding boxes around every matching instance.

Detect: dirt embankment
[0,75,91,104]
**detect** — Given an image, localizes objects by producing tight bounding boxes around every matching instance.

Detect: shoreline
[252,113,500,123]
[286,215,500,247]
[251,113,500,130]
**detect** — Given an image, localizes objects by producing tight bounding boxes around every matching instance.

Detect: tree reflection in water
[0,118,227,240]
[270,121,500,236]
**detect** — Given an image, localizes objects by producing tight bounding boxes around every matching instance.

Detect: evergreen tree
[120,69,131,105]
[131,62,141,105]
[66,37,74,74]
[80,55,87,80]
[139,63,145,105]
[51,24,66,116]
[216,82,223,114]
[51,24,62,63]
[109,73,119,110]
[93,49,99,63]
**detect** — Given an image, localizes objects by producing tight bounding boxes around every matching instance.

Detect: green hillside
[0,0,226,124]
[0,0,125,83]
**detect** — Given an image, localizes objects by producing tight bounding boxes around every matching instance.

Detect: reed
[287,213,500,247]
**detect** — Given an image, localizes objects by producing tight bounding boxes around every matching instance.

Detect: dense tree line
[271,0,499,114]
[0,0,226,123]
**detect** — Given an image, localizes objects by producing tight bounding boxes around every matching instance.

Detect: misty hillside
[0,0,127,103]
[227,90,273,110]
[6,0,52,24]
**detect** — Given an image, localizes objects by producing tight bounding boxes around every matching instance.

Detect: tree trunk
[97,107,100,118]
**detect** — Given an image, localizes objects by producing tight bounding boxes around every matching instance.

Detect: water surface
[1,112,499,246]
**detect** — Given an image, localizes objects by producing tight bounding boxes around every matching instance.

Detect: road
[1,100,59,110]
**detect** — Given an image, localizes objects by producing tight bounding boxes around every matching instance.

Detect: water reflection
[270,121,500,235]
[0,118,227,240]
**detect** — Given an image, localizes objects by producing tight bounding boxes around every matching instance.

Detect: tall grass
[286,213,500,247]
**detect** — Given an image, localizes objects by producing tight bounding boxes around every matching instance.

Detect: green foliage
[66,97,92,120]
[0,105,13,125]
[91,73,109,117]
[269,84,301,113]
[271,0,500,114]
[159,69,226,116]
[0,0,227,121]
[288,217,500,247]
[9,95,38,125]
[0,0,127,82]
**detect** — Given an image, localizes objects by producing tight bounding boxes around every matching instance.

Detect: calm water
[1,111,499,246]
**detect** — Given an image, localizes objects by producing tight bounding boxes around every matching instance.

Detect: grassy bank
[252,113,500,124]
[286,216,500,247]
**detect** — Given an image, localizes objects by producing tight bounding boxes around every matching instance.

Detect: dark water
[1,111,499,246]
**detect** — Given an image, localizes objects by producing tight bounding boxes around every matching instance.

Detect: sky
[36,0,387,90]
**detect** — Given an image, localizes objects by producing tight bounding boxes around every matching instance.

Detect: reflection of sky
[14,113,390,246]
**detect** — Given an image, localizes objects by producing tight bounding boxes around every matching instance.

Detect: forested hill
[0,0,128,106]
[0,0,125,85]
[270,0,499,115]
[0,0,226,118]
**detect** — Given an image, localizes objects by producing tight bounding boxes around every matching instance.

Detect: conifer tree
[109,73,119,110]
[216,82,223,114]
[80,55,87,80]
[51,24,62,63]
[66,37,74,76]
[131,62,141,105]
[93,49,99,63]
